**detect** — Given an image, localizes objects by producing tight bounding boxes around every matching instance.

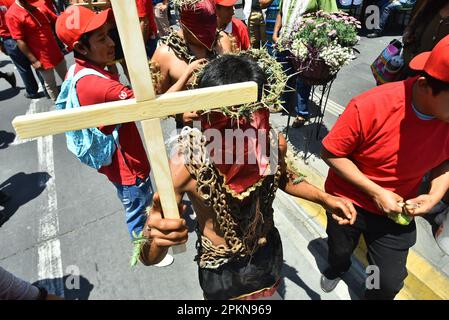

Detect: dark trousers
[275,50,312,117]
[326,205,417,300]
[2,38,45,96]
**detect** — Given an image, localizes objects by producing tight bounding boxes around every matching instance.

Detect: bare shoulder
[151,44,175,64]
[216,31,233,54]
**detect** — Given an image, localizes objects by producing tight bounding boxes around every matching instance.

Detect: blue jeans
[113,176,154,240]
[276,50,312,118]
[378,0,402,31]
[2,38,45,96]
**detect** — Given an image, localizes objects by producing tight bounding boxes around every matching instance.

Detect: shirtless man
[138,54,356,300]
[151,0,232,125]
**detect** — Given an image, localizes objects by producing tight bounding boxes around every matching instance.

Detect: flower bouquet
[278,11,360,85]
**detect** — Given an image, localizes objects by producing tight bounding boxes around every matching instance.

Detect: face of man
[418,77,449,123]
[75,23,115,67]
[216,4,234,28]
[427,88,449,123]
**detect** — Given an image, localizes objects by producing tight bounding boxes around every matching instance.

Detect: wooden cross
[12,0,257,254]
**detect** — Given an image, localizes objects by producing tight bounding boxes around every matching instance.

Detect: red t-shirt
[135,0,157,38]
[6,1,63,69]
[231,17,250,51]
[322,77,449,215]
[0,0,14,38]
[73,58,151,185]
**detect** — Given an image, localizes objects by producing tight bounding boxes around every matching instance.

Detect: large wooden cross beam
[12,0,257,254]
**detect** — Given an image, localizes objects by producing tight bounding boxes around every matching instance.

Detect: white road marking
[11,99,39,146]
[36,114,64,296]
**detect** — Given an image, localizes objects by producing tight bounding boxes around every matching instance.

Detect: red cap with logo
[56,5,113,51]
[215,0,237,6]
[409,35,449,83]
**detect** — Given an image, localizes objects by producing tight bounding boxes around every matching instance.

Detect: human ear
[73,41,88,56]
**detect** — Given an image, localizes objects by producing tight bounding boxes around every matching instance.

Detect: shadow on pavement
[0,87,20,101]
[307,237,364,300]
[0,172,51,227]
[0,60,12,68]
[33,275,94,300]
[0,130,16,149]
[278,261,322,300]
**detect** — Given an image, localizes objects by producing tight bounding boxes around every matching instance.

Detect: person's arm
[272,12,282,43]
[139,16,150,42]
[165,58,207,93]
[0,266,61,300]
[321,147,404,216]
[151,46,172,94]
[278,134,357,224]
[139,153,192,265]
[16,40,42,69]
[404,160,449,216]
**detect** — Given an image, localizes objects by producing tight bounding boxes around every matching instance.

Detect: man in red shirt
[1,0,46,98]
[215,0,250,51]
[135,0,158,58]
[6,0,67,101]
[54,6,159,264]
[320,35,449,299]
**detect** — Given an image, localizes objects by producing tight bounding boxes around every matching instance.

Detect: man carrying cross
[54,5,202,259]
[139,54,357,300]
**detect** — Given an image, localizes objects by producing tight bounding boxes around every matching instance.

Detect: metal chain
[178,128,281,269]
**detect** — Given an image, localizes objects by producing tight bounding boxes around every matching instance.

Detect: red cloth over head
[201,108,273,195]
[180,0,217,51]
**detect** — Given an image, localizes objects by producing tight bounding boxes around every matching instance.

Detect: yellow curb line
[291,158,449,300]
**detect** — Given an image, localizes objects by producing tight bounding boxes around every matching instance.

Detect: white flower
[319,42,356,74]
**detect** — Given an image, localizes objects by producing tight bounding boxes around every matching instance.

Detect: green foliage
[130,231,148,267]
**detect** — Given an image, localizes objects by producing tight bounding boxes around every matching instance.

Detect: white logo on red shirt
[119,91,128,100]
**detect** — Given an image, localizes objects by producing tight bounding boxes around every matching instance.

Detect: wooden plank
[13,82,258,139]
[110,0,155,102]
[141,119,186,253]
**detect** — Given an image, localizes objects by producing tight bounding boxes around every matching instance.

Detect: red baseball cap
[409,35,449,83]
[215,0,237,6]
[56,5,113,51]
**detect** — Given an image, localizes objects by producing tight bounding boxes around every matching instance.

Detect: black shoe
[320,268,344,293]
[24,92,41,99]
[4,72,16,88]
[366,30,382,38]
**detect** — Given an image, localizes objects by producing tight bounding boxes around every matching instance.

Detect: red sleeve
[6,14,24,40]
[77,75,135,134]
[135,0,148,18]
[240,26,250,50]
[321,99,362,157]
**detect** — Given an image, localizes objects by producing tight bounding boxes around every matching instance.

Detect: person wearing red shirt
[1,0,46,98]
[320,35,449,300]
[55,5,178,267]
[135,0,158,58]
[6,0,67,100]
[215,0,250,51]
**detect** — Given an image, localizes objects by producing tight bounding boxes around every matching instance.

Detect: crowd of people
[1,0,449,301]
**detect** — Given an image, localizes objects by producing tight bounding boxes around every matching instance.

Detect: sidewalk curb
[288,157,449,300]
